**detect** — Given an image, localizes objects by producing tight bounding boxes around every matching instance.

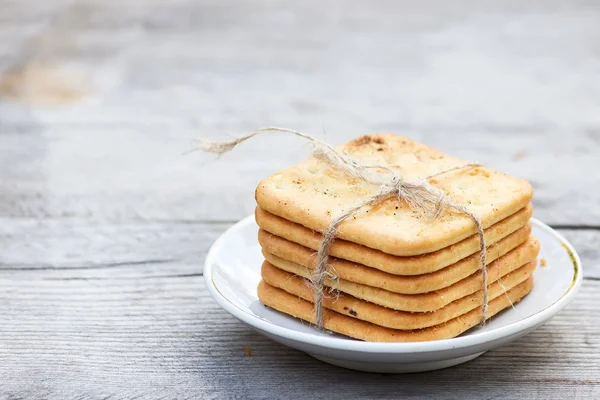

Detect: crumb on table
[243,346,253,357]
[540,258,547,267]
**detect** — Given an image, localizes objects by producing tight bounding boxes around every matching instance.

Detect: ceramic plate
[204,217,582,373]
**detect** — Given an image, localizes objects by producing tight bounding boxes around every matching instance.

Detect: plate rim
[204,215,582,354]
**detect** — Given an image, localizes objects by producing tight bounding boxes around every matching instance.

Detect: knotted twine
[195,127,489,329]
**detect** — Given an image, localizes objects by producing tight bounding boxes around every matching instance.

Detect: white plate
[204,217,582,373]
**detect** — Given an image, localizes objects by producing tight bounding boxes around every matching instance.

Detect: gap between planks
[3,213,600,230]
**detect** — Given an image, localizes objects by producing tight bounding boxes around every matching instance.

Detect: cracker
[255,203,533,275]
[262,260,535,330]
[257,277,533,342]
[255,134,533,256]
[262,236,539,311]
[259,224,531,294]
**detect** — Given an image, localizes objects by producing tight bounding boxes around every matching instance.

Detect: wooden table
[1,1,599,398]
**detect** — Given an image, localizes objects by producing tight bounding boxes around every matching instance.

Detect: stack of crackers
[255,135,537,342]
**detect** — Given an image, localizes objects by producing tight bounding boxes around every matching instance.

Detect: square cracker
[261,260,535,330]
[256,134,533,256]
[256,203,533,275]
[257,277,533,342]
[261,235,539,312]
[259,225,534,294]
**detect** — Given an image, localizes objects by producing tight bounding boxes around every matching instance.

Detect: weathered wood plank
[1,0,599,224]
[1,218,599,278]
[1,128,598,226]
[2,0,600,398]
[1,219,597,398]
[0,262,598,399]
[0,217,220,273]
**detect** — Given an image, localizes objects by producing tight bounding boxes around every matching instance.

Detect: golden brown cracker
[262,236,539,311]
[257,277,533,342]
[255,204,533,275]
[261,261,535,330]
[256,134,533,256]
[259,224,532,293]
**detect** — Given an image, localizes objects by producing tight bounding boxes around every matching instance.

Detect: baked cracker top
[255,134,533,256]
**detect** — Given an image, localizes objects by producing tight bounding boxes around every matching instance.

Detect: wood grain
[1,220,599,399]
[1,0,599,224]
[0,252,598,399]
[1,0,600,398]
[1,218,599,279]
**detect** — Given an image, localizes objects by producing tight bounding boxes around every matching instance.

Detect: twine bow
[195,127,489,330]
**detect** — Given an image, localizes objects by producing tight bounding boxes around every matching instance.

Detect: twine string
[194,127,489,329]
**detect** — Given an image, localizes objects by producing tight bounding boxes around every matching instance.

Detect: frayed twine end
[188,127,489,330]
[184,138,240,156]
[198,138,239,155]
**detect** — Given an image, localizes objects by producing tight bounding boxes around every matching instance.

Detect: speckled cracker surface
[255,134,533,256]
[259,226,534,294]
[257,278,533,342]
[256,204,533,275]
[262,237,539,312]
[261,261,535,330]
